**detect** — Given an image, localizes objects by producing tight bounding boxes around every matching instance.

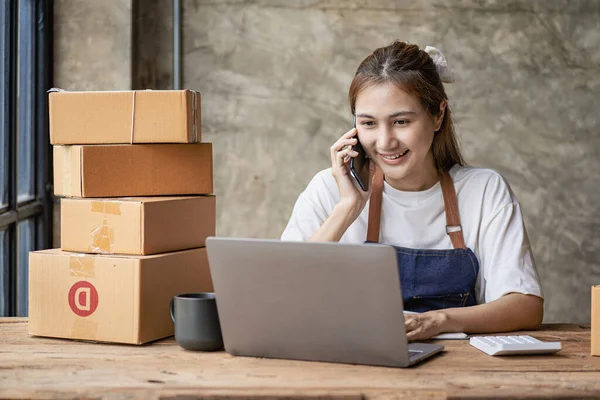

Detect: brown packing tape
[89,201,120,253]
[69,256,95,277]
[89,217,115,253]
[71,317,98,340]
[90,201,122,215]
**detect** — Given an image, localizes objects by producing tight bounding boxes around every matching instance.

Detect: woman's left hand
[405,311,448,341]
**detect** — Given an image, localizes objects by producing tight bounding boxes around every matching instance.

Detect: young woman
[281,41,543,341]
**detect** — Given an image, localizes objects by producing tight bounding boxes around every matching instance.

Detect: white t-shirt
[281,165,543,305]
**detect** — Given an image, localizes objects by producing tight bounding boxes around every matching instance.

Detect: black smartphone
[349,115,370,191]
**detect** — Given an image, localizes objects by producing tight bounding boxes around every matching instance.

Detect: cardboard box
[593,285,600,356]
[49,90,201,144]
[53,143,213,197]
[61,196,216,255]
[28,248,214,344]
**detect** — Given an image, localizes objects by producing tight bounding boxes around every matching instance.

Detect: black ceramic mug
[170,293,223,351]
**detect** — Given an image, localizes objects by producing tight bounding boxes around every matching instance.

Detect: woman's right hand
[308,128,376,243]
[329,128,374,219]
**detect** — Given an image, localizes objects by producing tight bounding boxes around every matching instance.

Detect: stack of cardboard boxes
[28,90,216,344]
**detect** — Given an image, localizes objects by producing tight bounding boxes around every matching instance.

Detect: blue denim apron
[366,168,479,313]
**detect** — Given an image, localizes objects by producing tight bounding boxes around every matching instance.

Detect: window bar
[0,0,13,317]
[0,1,11,217]
[35,0,53,250]
[8,0,18,317]
[173,0,182,90]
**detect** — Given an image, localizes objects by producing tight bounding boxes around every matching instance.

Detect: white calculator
[469,335,562,356]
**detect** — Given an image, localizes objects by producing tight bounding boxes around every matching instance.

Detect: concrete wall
[54,0,131,90]
[53,0,600,323]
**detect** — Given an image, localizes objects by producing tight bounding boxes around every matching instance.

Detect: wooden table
[1,318,599,399]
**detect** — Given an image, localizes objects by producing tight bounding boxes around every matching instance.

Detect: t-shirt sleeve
[281,170,336,241]
[479,200,544,302]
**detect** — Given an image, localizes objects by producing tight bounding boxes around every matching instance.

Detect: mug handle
[170,297,175,323]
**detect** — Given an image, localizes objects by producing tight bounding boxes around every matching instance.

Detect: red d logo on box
[68,281,99,317]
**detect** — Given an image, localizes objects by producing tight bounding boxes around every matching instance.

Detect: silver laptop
[205,237,444,368]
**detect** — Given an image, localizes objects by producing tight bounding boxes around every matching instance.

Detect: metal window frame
[35,0,53,249]
[173,0,182,90]
[0,0,53,317]
[0,0,16,317]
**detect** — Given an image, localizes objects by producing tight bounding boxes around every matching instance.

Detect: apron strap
[366,167,385,243]
[366,167,466,249]
[439,170,467,249]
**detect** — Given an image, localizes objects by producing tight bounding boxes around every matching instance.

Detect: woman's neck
[384,154,439,192]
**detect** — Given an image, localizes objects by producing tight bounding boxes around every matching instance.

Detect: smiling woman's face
[354,82,444,191]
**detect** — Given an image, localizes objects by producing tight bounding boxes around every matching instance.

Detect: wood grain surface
[1,318,599,399]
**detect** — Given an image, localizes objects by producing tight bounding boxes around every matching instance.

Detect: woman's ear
[435,100,447,131]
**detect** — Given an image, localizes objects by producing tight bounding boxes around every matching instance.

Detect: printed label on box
[68,281,99,317]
